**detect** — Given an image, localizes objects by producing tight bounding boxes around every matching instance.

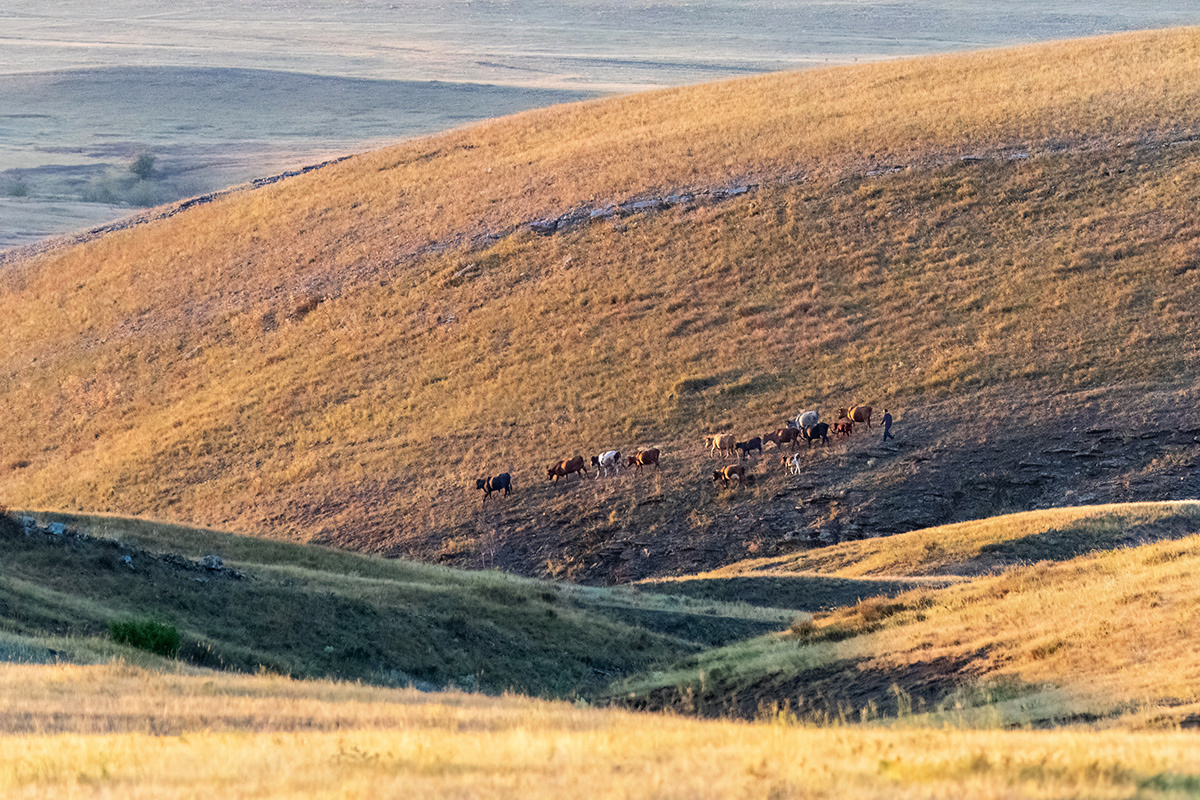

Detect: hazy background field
[3,0,1200,250]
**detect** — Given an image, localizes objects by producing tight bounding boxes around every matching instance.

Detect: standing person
[882,409,894,442]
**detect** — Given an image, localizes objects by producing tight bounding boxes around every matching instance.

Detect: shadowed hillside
[0,510,796,696]
[1,30,1199,582]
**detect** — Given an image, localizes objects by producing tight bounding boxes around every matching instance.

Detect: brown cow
[833,420,854,437]
[704,434,736,458]
[711,464,746,486]
[838,406,873,429]
[627,448,661,472]
[763,427,801,450]
[547,455,588,483]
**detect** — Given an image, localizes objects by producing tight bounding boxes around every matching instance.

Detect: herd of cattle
[475,406,874,504]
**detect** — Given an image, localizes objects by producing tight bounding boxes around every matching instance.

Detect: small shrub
[130,153,157,181]
[109,619,182,658]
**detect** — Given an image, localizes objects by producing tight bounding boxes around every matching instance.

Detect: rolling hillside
[615,503,1200,726]
[1,29,1199,582]
[0,510,796,697]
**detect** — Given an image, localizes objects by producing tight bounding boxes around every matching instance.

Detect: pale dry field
[2,661,1199,799]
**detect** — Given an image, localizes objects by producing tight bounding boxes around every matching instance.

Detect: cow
[734,436,762,460]
[763,427,801,450]
[838,405,873,429]
[476,473,512,504]
[548,455,588,483]
[781,454,802,476]
[704,433,736,458]
[833,420,854,438]
[802,422,830,447]
[591,450,622,477]
[711,464,746,486]
[627,448,661,472]
[795,410,819,429]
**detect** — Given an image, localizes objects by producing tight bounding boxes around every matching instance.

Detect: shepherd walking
[881,409,894,442]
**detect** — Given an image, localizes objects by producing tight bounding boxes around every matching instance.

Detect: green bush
[109,619,182,658]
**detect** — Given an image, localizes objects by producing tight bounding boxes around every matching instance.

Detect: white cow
[592,450,622,477]
[795,410,819,429]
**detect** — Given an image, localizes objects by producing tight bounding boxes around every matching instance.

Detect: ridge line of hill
[7,121,1199,276]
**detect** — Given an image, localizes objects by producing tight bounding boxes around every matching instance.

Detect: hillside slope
[638,502,1200,607]
[0,511,795,696]
[1,30,1199,581]
[616,512,1200,726]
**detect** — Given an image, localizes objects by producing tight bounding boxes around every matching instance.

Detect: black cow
[476,472,512,504]
[803,423,830,447]
[734,436,763,460]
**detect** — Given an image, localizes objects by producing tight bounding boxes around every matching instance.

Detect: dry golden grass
[704,501,1200,578]
[3,661,1200,799]
[2,30,1200,573]
[618,528,1200,727]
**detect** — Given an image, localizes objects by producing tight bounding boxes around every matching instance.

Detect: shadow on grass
[977,513,1200,566]
[637,575,942,611]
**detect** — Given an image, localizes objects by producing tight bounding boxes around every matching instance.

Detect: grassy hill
[614,503,1200,726]
[2,29,1200,582]
[0,510,797,697]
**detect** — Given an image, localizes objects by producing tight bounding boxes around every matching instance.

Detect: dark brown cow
[838,406,873,429]
[833,420,854,437]
[627,448,661,472]
[711,464,746,486]
[763,427,801,449]
[548,455,588,483]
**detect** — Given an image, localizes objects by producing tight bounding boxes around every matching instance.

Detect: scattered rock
[528,218,558,236]
[201,555,224,570]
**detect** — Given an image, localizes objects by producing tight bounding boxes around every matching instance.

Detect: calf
[711,464,746,486]
[548,455,588,483]
[833,420,853,437]
[734,436,762,460]
[476,473,512,504]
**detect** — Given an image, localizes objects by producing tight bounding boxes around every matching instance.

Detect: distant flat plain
[2,0,1199,249]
